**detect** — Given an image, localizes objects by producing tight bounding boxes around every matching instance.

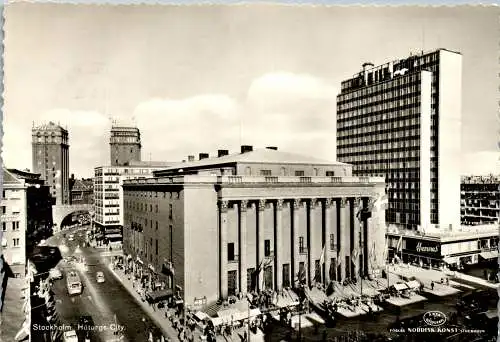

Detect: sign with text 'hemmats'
[405,239,441,256]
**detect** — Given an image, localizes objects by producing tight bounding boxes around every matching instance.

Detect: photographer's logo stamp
[423,311,447,327]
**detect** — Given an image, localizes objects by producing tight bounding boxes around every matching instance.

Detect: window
[12,222,19,231]
[295,171,305,176]
[264,240,271,257]
[260,170,272,176]
[169,204,173,220]
[13,238,20,247]
[228,243,235,261]
[156,221,158,230]
[155,240,158,255]
[330,234,335,250]
[326,171,335,176]
[2,223,6,231]
[155,204,158,213]
[1,206,5,214]
[299,236,305,254]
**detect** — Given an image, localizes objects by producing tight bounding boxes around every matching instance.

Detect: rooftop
[160,148,348,172]
[3,168,44,185]
[32,121,68,132]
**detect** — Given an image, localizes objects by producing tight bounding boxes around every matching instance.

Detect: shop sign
[416,242,439,253]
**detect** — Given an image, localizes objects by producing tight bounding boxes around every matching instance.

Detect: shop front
[389,237,443,269]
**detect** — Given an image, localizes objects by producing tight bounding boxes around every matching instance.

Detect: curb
[106,264,179,342]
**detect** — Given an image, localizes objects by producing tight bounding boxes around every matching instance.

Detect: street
[45,225,163,342]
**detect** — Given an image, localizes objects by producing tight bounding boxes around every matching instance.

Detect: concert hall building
[122,146,387,307]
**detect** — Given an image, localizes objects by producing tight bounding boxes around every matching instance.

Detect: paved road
[46,226,163,342]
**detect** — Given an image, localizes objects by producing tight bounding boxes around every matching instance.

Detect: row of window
[338,115,423,134]
[2,238,21,247]
[2,221,20,231]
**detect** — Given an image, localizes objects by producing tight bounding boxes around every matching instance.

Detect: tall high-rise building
[32,122,70,205]
[110,126,142,166]
[336,49,462,232]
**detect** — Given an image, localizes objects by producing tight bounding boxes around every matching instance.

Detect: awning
[145,289,173,303]
[211,317,223,326]
[406,280,420,289]
[443,256,459,264]
[194,311,210,321]
[106,234,122,239]
[480,251,498,259]
[393,283,408,291]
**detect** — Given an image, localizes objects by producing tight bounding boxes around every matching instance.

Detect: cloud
[41,109,110,177]
[133,94,241,160]
[242,72,338,161]
[133,72,339,163]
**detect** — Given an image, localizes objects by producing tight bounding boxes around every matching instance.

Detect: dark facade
[461,175,500,225]
[32,122,70,205]
[110,126,142,166]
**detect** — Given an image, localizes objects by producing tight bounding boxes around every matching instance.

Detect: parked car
[63,330,78,342]
[96,271,105,283]
[49,268,63,280]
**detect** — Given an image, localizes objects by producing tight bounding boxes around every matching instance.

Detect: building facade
[93,162,171,243]
[69,176,94,205]
[337,49,462,232]
[387,224,499,269]
[110,126,142,166]
[461,175,499,226]
[1,169,52,275]
[122,147,386,308]
[32,122,70,205]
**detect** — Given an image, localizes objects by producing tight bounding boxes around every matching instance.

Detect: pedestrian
[430,281,434,290]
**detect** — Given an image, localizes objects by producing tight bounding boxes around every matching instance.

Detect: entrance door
[228,270,237,296]
[282,264,290,288]
[264,266,273,290]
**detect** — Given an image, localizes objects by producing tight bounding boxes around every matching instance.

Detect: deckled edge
[497,10,500,342]
[1,1,500,8]
[0,0,4,340]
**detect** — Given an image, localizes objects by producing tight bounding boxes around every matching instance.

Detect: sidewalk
[108,264,265,342]
[107,265,182,342]
[1,276,26,342]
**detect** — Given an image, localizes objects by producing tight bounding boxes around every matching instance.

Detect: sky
[2,4,499,178]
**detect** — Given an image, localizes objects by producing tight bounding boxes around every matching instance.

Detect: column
[239,200,248,295]
[353,197,362,280]
[339,198,349,281]
[308,198,317,286]
[257,199,266,291]
[292,198,301,287]
[324,198,333,285]
[220,200,229,299]
[275,199,284,291]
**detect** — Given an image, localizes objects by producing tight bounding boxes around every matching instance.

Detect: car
[63,330,78,342]
[49,268,63,280]
[68,235,74,241]
[96,271,105,283]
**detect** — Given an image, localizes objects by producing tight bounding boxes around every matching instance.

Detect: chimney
[266,146,278,151]
[199,153,209,160]
[188,155,195,162]
[241,145,253,154]
[218,149,229,157]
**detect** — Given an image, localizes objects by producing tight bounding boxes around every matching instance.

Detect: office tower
[110,126,142,166]
[32,122,70,205]
[337,49,462,232]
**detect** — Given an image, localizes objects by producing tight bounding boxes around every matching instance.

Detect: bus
[66,270,83,295]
